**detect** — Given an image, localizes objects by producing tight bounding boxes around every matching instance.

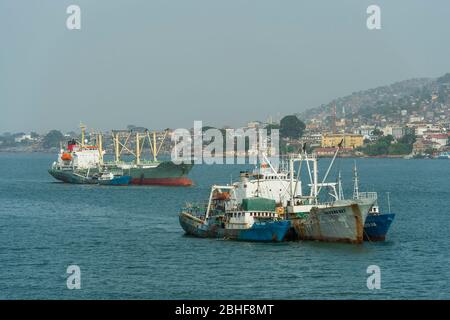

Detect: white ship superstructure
[233,161,300,206]
[53,144,103,170]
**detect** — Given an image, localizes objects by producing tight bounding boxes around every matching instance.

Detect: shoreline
[0,150,442,160]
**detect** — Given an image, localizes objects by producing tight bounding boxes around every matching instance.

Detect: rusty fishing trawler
[231,147,375,244]
[283,150,374,244]
[179,185,291,242]
[179,145,374,244]
[48,124,193,186]
[232,153,394,242]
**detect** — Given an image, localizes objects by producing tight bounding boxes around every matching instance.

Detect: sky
[1,0,450,133]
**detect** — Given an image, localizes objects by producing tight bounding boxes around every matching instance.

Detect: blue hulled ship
[179,185,290,242]
[364,212,395,241]
[353,164,395,242]
[98,172,132,186]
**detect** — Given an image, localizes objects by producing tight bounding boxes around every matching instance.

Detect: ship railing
[52,163,73,171]
[139,159,161,164]
[182,202,208,216]
[103,160,160,165]
[313,200,361,208]
[320,201,340,207]
[101,168,124,176]
[355,192,379,207]
[357,192,378,200]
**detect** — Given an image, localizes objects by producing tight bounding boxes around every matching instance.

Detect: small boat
[359,192,395,241]
[437,151,450,159]
[353,165,396,242]
[179,185,290,242]
[98,172,132,186]
[364,212,395,241]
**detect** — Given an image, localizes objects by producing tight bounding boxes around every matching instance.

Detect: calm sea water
[0,152,449,299]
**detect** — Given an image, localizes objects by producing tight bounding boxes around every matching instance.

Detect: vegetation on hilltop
[299,73,450,123]
[357,134,416,156]
[280,115,306,140]
[42,130,65,149]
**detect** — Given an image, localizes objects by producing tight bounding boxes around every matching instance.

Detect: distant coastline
[0,149,440,160]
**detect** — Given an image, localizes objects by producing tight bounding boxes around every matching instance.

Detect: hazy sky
[1,0,450,133]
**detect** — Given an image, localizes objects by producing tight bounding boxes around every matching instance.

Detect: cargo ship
[48,124,193,186]
[179,185,290,242]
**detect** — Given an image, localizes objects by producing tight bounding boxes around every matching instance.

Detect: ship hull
[48,169,98,184]
[289,201,373,244]
[120,161,193,186]
[98,176,132,186]
[179,213,290,242]
[49,161,193,186]
[363,213,395,241]
[130,177,192,186]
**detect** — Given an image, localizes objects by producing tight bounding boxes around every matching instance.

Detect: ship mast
[312,155,318,204]
[80,123,86,148]
[97,132,104,165]
[338,170,344,200]
[147,130,168,162]
[289,157,295,205]
[114,132,120,163]
[353,161,359,200]
[136,132,141,165]
[316,145,340,196]
[286,152,319,209]
[153,132,157,162]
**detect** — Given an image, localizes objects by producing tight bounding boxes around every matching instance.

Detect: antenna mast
[338,170,344,200]
[80,123,86,148]
[353,161,359,200]
[97,132,104,165]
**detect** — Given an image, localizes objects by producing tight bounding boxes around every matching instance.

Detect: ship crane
[111,129,169,164]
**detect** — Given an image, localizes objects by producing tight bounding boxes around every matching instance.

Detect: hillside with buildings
[2,74,450,158]
[299,73,450,126]
[295,73,450,157]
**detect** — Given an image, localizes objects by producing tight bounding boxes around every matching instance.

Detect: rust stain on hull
[290,203,365,244]
[353,203,364,244]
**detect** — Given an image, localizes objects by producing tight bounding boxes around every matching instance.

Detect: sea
[0,152,449,299]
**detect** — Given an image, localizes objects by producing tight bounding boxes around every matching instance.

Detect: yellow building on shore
[321,133,364,149]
